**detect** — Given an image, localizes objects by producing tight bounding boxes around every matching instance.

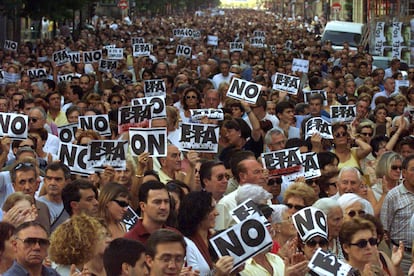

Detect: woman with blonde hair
[98,182,130,239]
[2,192,37,227]
[49,214,111,276]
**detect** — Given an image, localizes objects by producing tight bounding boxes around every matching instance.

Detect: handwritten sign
[273,73,300,95]
[129,127,167,157]
[330,105,356,124]
[226,78,262,104]
[179,123,219,153]
[305,117,333,140]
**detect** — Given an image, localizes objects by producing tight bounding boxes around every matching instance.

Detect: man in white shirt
[212,59,234,89]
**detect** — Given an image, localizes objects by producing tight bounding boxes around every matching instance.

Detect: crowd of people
[0,7,414,276]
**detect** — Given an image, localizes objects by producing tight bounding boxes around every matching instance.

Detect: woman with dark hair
[98,182,130,239]
[372,103,390,136]
[331,123,372,170]
[0,222,15,273]
[179,87,202,123]
[219,110,263,159]
[177,191,218,275]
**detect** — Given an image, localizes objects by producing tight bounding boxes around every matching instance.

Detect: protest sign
[133,43,151,57]
[190,109,224,121]
[330,105,356,124]
[253,30,265,37]
[53,50,69,66]
[144,79,166,97]
[273,73,300,94]
[131,37,145,44]
[301,152,321,179]
[67,52,81,63]
[103,44,116,49]
[292,58,310,73]
[4,40,18,51]
[250,37,265,48]
[0,113,28,140]
[305,117,333,140]
[87,140,128,171]
[27,69,48,82]
[176,45,192,58]
[209,213,273,270]
[98,59,118,72]
[207,35,218,46]
[107,48,124,60]
[231,199,270,227]
[57,73,82,83]
[132,96,166,119]
[261,147,303,180]
[395,80,410,93]
[129,127,167,157]
[292,207,328,242]
[118,104,152,133]
[58,143,94,176]
[226,78,262,104]
[309,248,353,276]
[269,45,277,54]
[83,50,102,63]
[79,114,111,136]
[57,123,78,143]
[2,72,20,83]
[303,90,328,106]
[123,206,140,231]
[373,22,386,55]
[173,28,199,38]
[229,42,244,52]
[0,70,4,84]
[179,123,219,153]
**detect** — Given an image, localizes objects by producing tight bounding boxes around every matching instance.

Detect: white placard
[87,140,128,171]
[207,35,218,46]
[83,50,102,64]
[129,127,167,157]
[57,123,78,143]
[98,59,118,72]
[78,114,111,137]
[107,48,124,60]
[308,249,353,276]
[4,40,18,51]
[261,147,303,180]
[0,113,28,140]
[229,42,244,52]
[226,78,262,104]
[133,43,151,57]
[292,207,328,243]
[118,104,152,134]
[53,50,69,66]
[179,123,220,153]
[330,105,356,124]
[301,152,321,179]
[292,58,310,73]
[272,73,300,95]
[305,117,333,140]
[67,52,81,63]
[27,69,48,81]
[57,73,82,83]
[190,109,224,121]
[144,79,166,97]
[58,143,94,176]
[132,96,166,119]
[176,45,192,58]
[250,37,265,48]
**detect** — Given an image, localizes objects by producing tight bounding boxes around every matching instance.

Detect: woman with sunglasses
[331,123,372,170]
[179,87,202,123]
[98,182,130,239]
[340,217,399,275]
[337,193,374,222]
[283,182,318,216]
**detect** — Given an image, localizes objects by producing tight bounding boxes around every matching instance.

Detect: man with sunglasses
[199,160,229,202]
[4,221,59,276]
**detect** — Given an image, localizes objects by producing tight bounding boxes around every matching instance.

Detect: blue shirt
[3,261,61,276]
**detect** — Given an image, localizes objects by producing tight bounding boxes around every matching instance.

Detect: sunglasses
[216,173,230,181]
[286,203,305,211]
[360,132,373,137]
[18,145,35,150]
[349,237,378,248]
[268,178,283,186]
[15,237,50,248]
[113,199,129,208]
[305,238,329,248]
[335,131,347,138]
[28,117,38,123]
[186,95,197,99]
[305,179,317,185]
[111,101,122,104]
[347,210,365,218]
[328,182,337,187]
[14,162,35,171]
[391,165,402,171]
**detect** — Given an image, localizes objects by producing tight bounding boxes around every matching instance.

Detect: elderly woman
[2,192,37,227]
[337,193,374,221]
[313,198,344,259]
[283,182,318,215]
[235,184,273,205]
[269,204,297,256]
[49,214,111,276]
[0,222,15,274]
[179,87,202,123]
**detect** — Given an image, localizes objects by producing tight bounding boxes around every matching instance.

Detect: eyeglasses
[15,237,50,248]
[186,95,197,99]
[113,199,129,208]
[18,145,35,150]
[305,179,317,185]
[286,203,305,211]
[391,165,402,171]
[328,182,337,187]
[268,178,282,186]
[360,132,373,137]
[28,117,39,123]
[156,255,185,265]
[349,237,378,248]
[14,162,35,171]
[305,238,329,248]
[111,101,122,104]
[335,131,347,138]
[347,210,365,217]
[408,71,414,74]
[216,173,230,181]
